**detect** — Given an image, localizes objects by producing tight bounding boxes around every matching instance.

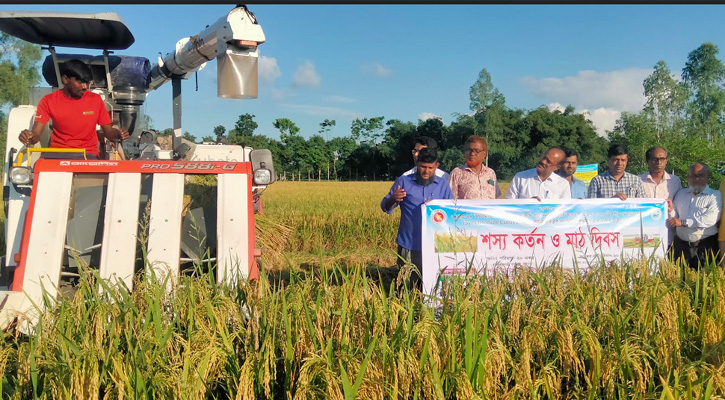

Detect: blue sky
[3,4,725,141]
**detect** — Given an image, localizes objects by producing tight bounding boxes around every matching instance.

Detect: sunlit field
[2,180,724,399]
[259,181,510,268]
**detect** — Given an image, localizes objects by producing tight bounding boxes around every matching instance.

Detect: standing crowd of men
[381,135,724,288]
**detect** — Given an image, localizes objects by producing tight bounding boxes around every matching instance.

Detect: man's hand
[393,185,406,203]
[612,193,627,201]
[531,196,542,202]
[666,199,673,213]
[18,129,39,146]
[119,128,130,141]
[666,217,682,228]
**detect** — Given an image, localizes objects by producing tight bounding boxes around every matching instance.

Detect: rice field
[2,180,725,399]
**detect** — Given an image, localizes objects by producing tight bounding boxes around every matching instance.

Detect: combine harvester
[0,5,276,329]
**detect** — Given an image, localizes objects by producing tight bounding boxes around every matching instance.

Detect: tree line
[0,34,723,185]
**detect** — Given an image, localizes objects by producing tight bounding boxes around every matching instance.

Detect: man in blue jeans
[381,147,453,290]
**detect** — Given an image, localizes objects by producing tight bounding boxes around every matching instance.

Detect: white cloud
[292,60,321,87]
[547,102,620,137]
[418,112,441,122]
[266,87,295,101]
[280,103,362,119]
[325,95,356,104]
[361,63,394,78]
[259,56,281,83]
[522,68,651,113]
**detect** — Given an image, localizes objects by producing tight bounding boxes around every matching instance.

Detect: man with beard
[448,135,501,199]
[588,145,645,199]
[505,147,570,200]
[669,162,722,269]
[381,147,453,290]
[402,136,449,181]
[557,147,587,199]
[18,59,129,159]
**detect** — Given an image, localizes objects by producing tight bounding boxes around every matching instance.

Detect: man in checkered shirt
[588,145,645,200]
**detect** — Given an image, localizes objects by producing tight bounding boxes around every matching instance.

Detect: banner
[573,163,598,184]
[421,199,668,295]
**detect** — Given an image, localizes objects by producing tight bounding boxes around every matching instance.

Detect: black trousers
[672,234,719,269]
[396,245,422,291]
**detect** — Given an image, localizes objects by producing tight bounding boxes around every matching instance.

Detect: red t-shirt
[34,90,111,156]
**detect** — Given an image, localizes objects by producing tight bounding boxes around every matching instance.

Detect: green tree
[469,68,505,113]
[213,125,226,142]
[273,118,302,177]
[415,117,447,149]
[0,33,42,164]
[328,136,357,180]
[351,116,385,145]
[682,43,725,140]
[182,132,196,143]
[319,119,336,140]
[201,135,214,142]
[234,113,258,137]
[158,128,174,137]
[642,60,689,140]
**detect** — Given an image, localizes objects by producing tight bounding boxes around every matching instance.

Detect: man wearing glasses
[639,146,681,210]
[505,147,571,200]
[402,136,449,181]
[639,146,682,246]
[449,135,501,199]
[18,59,129,159]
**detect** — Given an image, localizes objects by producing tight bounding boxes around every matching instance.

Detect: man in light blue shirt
[381,147,453,290]
[557,148,587,199]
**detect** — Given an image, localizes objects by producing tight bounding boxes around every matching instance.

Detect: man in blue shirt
[557,147,587,199]
[381,147,453,290]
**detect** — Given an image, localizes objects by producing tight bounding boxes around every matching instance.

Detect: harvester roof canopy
[0,11,134,50]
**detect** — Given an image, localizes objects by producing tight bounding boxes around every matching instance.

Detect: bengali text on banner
[421,198,667,295]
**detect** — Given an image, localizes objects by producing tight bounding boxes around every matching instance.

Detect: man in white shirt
[402,136,449,181]
[505,147,571,200]
[639,146,682,247]
[668,162,722,269]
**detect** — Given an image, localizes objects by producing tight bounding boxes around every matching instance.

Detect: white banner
[421,199,668,296]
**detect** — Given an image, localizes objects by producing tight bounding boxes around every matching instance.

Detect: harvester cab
[0,6,276,330]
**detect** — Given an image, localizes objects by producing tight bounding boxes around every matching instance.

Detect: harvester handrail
[15,147,87,166]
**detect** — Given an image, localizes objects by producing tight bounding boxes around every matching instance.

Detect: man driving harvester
[18,59,129,159]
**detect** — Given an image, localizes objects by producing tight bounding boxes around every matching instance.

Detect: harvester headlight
[253,168,271,185]
[9,166,32,185]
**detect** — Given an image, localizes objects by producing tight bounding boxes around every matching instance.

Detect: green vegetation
[1,256,724,398]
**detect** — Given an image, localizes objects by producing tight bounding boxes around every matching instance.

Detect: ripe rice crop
[1,258,723,399]
[3,180,722,399]
[259,181,510,268]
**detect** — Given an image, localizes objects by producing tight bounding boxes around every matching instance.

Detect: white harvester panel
[98,172,142,290]
[16,171,73,308]
[146,173,185,282]
[217,173,250,286]
[1,159,257,330]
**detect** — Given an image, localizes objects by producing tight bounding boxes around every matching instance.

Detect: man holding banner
[639,146,681,212]
[588,145,645,200]
[505,147,571,200]
[381,147,453,290]
[557,148,587,199]
[668,162,721,269]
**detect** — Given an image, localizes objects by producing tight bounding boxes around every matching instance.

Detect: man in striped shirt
[588,145,645,200]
